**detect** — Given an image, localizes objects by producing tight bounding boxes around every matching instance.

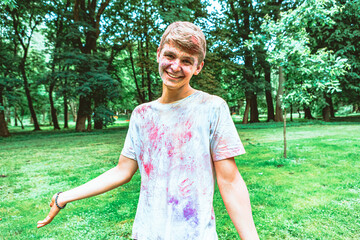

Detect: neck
[159,84,196,104]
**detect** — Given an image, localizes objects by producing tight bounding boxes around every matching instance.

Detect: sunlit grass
[1,118,359,239]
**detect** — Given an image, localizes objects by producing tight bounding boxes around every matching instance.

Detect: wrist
[55,192,68,209]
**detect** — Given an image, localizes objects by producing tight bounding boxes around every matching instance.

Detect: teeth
[167,72,181,78]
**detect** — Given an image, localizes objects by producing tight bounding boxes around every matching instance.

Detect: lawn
[0,118,359,239]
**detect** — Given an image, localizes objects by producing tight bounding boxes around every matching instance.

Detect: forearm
[59,163,135,206]
[218,173,259,240]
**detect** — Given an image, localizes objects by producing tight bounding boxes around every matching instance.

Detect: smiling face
[157,42,204,91]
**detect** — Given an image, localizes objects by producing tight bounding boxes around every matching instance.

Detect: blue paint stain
[183,202,199,224]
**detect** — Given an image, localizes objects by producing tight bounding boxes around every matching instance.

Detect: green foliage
[157,0,208,23]
[308,0,360,106]
[251,0,349,108]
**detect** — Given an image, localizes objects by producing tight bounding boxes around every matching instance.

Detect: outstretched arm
[37,154,138,228]
[214,157,259,240]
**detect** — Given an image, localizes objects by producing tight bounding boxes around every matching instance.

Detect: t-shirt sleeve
[210,100,246,161]
[121,112,137,161]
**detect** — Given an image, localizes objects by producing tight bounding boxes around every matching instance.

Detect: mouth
[166,71,184,80]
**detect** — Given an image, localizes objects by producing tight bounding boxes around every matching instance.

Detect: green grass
[1,118,359,239]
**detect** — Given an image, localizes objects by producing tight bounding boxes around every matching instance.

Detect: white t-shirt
[121,91,245,240]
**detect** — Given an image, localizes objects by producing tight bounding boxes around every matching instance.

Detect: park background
[0,0,359,239]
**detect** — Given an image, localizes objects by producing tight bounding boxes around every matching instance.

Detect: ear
[157,47,160,63]
[194,61,204,75]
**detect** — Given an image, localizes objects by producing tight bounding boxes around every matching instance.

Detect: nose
[170,59,181,72]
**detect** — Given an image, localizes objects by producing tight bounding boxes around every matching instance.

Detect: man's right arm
[37,155,138,228]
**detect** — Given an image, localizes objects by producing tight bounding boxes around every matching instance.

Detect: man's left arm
[214,157,259,240]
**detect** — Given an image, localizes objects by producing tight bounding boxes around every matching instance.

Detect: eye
[183,60,192,65]
[165,54,174,59]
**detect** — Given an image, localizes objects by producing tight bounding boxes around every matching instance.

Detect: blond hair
[159,21,206,64]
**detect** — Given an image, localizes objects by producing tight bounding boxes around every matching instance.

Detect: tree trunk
[64,95,68,128]
[264,62,275,121]
[87,115,92,131]
[0,86,10,137]
[6,106,11,124]
[75,96,91,132]
[304,105,314,119]
[129,46,145,103]
[70,101,77,122]
[354,104,359,113]
[329,96,335,118]
[229,0,258,124]
[43,110,46,124]
[283,108,287,158]
[10,8,41,131]
[49,82,60,130]
[93,99,103,129]
[144,8,152,102]
[73,0,110,131]
[323,94,331,122]
[242,97,250,124]
[20,60,41,130]
[16,115,24,129]
[290,103,293,121]
[322,106,330,122]
[250,93,259,123]
[14,107,18,126]
[275,66,284,122]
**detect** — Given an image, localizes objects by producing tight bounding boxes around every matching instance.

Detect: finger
[37,204,61,229]
[37,216,52,228]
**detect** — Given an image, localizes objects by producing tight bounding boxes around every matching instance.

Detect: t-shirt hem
[212,149,246,162]
[120,151,137,161]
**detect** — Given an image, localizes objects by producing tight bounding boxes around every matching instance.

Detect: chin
[163,82,179,89]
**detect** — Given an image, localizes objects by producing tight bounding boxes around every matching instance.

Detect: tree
[66,0,112,131]
[308,0,360,115]
[253,0,348,156]
[4,0,46,131]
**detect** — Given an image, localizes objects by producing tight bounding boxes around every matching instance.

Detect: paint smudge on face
[183,202,199,224]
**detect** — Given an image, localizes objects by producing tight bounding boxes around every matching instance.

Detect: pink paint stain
[185,131,192,141]
[143,162,153,177]
[136,105,150,118]
[148,122,164,150]
[180,178,194,197]
[166,141,175,158]
[211,207,215,220]
[180,119,193,143]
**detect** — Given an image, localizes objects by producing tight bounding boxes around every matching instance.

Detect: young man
[37,21,259,240]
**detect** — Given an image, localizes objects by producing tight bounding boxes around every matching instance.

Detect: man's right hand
[36,155,138,229]
[37,193,65,228]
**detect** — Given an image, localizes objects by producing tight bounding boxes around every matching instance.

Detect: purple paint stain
[169,196,179,205]
[183,202,198,224]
